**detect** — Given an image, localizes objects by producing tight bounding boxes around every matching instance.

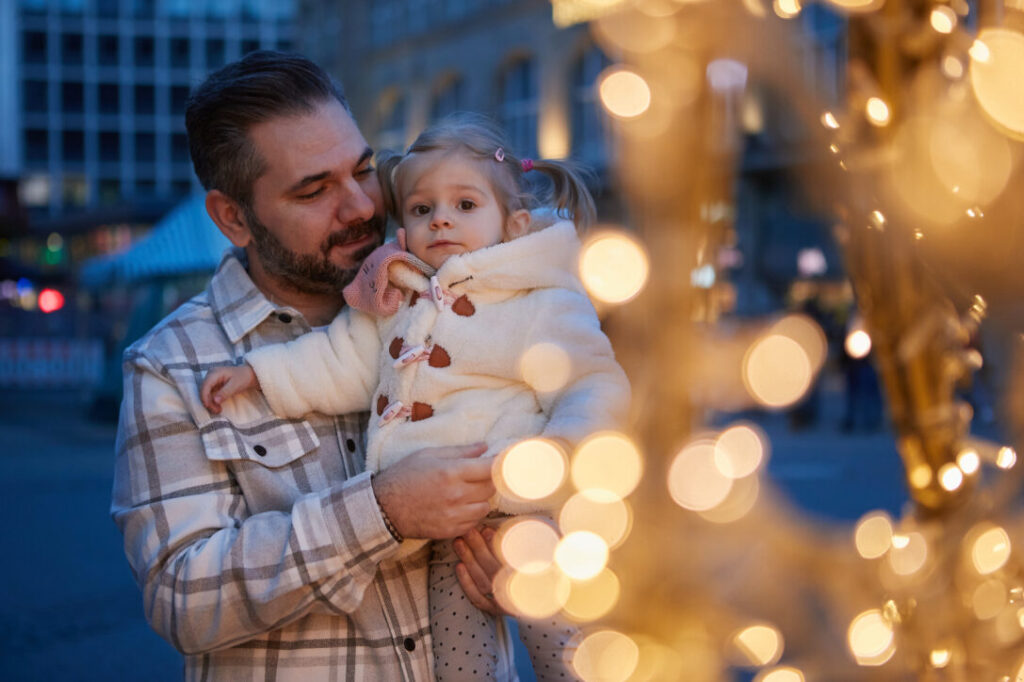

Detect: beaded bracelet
[370,474,404,543]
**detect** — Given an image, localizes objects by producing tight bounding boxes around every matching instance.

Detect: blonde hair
[377,113,596,233]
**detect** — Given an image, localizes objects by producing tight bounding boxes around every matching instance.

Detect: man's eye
[458,200,476,211]
[357,165,376,177]
[297,187,325,200]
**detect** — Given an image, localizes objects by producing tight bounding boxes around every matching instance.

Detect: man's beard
[243,205,384,295]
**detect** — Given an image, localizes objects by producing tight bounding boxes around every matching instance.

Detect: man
[112,51,504,680]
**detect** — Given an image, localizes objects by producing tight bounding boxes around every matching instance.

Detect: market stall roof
[79,194,230,289]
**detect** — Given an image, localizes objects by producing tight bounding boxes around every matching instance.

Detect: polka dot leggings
[430,538,581,681]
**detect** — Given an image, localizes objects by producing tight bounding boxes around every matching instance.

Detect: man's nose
[336,180,376,225]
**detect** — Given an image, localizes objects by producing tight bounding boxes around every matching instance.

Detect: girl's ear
[206,190,252,248]
[504,209,532,240]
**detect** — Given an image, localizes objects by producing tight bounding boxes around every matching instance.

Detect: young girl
[201,115,630,681]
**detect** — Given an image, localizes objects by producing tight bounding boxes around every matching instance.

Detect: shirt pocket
[199,413,321,469]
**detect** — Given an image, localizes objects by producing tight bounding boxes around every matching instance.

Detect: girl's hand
[200,365,259,414]
[454,526,506,616]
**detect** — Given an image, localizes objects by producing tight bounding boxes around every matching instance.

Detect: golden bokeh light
[997,446,1017,469]
[733,624,784,667]
[668,439,734,511]
[969,38,991,63]
[563,568,620,622]
[888,531,928,575]
[972,579,1007,620]
[845,329,872,359]
[821,111,840,129]
[555,531,610,581]
[771,314,828,372]
[519,342,572,393]
[599,69,652,119]
[559,492,632,549]
[908,463,933,489]
[773,0,801,19]
[942,55,965,79]
[848,609,896,666]
[498,439,567,501]
[754,667,805,682]
[742,0,769,17]
[502,565,571,619]
[698,474,760,523]
[930,648,952,667]
[866,97,891,126]
[971,526,1012,575]
[496,518,560,574]
[821,0,883,12]
[929,6,956,33]
[957,448,980,475]
[854,511,894,560]
[742,334,814,408]
[579,232,650,304]
[571,432,643,500]
[927,115,1012,206]
[572,630,640,682]
[714,423,769,479]
[593,8,677,54]
[938,463,964,492]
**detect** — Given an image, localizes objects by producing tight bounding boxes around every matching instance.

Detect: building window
[276,39,293,52]
[241,39,260,55]
[62,175,88,207]
[134,85,155,114]
[135,132,156,163]
[206,39,226,68]
[62,33,84,66]
[96,0,119,17]
[99,178,120,205]
[171,133,190,163]
[59,0,85,15]
[136,179,157,197]
[62,82,85,114]
[23,80,48,114]
[134,36,155,67]
[498,57,539,158]
[98,83,119,114]
[62,131,85,163]
[23,32,48,64]
[20,0,47,15]
[430,76,464,123]
[172,179,193,197]
[25,130,49,164]
[570,44,611,166]
[99,132,120,162]
[133,0,155,17]
[170,38,190,69]
[170,86,190,116]
[98,35,119,66]
[375,92,406,152]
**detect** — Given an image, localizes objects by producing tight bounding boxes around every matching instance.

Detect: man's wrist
[370,473,403,543]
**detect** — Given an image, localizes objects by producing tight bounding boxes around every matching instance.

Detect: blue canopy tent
[78,194,230,418]
[80,194,230,288]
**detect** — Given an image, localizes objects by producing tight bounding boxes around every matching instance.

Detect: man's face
[243,99,385,294]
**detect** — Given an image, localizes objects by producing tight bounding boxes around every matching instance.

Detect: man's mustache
[321,217,384,255]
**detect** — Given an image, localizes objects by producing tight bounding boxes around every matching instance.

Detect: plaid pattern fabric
[111,249,434,681]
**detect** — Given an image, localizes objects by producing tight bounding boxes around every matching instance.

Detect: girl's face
[399,150,509,270]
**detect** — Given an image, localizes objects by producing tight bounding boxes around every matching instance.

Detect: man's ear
[504,209,532,240]
[206,190,252,248]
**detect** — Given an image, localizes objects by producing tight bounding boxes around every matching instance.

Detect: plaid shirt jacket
[111,249,434,681]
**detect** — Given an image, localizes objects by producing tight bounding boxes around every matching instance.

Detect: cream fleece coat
[246,220,630,524]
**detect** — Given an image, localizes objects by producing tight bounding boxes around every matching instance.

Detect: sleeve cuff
[319,471,400,565]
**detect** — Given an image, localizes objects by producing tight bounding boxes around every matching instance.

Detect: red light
[38,288,65,313]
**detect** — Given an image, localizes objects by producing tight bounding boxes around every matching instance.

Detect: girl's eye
[458,200,476,211]
[297,187,325,200]
[411,205,430,216]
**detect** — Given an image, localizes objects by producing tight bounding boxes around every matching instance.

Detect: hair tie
[520,158,534,172]
[494,147,505,162]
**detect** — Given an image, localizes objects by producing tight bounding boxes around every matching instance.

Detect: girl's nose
[430,212,452,230]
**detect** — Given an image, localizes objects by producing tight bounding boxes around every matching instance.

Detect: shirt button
[278,313,292,323]
[346,438,356,452]
[403,637,415,651]
[253,445,267,457]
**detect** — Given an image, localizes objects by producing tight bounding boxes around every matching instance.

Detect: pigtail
[528,159,597,233]
[375,150,404,221]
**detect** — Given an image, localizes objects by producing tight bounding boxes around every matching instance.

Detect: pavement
[0,379,995,680]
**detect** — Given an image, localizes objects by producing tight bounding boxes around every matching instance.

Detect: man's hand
[372,443,493,540]
[454,526,505,616]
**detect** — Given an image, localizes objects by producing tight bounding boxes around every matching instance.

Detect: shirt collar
[208,248,287,344]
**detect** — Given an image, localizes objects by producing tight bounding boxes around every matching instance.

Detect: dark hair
[378,113,596,233]
[185,50,349,209]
